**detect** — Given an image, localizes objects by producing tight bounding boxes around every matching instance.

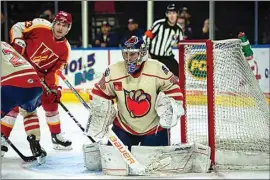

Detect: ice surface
[1,103,269,179]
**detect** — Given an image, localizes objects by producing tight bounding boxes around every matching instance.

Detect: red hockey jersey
[9,18,71,87]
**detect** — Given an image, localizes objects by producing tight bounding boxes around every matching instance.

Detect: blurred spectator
[39,8,54,22]
[1,12,4,24]
[93,21,118,47]
[1,12,5,41]
[120,18,143,46]
[179,7,191,21]
[179,7,192,37]
[201,18,209,39]
[177,16,192,40]
[200,18,219,39]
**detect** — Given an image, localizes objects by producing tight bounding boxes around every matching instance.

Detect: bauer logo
[187,52,207,80]
[108,136,135,164]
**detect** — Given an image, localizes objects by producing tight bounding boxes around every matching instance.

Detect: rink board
[61,89,264,107]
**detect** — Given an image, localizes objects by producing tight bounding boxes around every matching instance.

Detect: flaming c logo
[124,89,151,118]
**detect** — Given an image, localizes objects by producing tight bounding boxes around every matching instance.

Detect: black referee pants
[150,55,179,77]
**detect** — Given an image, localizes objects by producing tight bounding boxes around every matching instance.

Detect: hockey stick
[58,101,96,143]
[56,70,172,175]
[39,78,96,143]
[56,71,90,111]
[1,133,37,162]
[55,71,94,132]
[10,47,95,143]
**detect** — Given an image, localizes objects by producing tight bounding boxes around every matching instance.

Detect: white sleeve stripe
[1,72,37,83]
[151,24,161,35]
[151,19,166,28]
[166,92,183,97]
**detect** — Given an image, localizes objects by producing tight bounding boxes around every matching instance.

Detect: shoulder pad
[143,60,172,78]
[104,61,126,79]
[32,18,51,27]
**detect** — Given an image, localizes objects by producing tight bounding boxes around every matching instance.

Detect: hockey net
[178,39,269,170]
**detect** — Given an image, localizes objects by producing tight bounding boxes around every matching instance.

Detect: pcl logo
[187,53,207,80]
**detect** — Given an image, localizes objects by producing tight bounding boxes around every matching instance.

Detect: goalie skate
[51,133,72,150]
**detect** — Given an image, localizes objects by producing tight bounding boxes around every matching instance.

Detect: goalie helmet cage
[178,39,269,170]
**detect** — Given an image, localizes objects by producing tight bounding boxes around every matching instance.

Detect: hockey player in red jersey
[1,41,46,162]
[85,36,185,150]
[6,11,72,150]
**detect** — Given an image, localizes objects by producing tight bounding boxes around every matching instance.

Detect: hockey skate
[27,135,47,165]
[51,133,72,150]
[1,136,8,157]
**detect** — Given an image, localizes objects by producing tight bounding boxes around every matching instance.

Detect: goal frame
[178,39,216,167]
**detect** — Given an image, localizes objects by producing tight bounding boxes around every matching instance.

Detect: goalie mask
[122,36,148,74]
[52,11,72,39]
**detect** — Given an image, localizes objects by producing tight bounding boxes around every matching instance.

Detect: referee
[144,4,183,77]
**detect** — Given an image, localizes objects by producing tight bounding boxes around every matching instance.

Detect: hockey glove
[50,85,62,103]
[42,85,62,104]
[155,92,184,129]
[12,38,26,55]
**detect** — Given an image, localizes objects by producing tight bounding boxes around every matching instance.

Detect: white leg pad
[83,143,102,171]
[99,144,129,176]
[192,143,211,173]
[131,143,211,175]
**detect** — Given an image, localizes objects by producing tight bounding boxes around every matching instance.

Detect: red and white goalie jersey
[1,41,41,88]
[9,18,71,87]
[92,59,183,135]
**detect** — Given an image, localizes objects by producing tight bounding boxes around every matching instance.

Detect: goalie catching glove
[85,94,116,139]
[155,92,184,128]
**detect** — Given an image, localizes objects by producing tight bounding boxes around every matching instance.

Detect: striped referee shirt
[144,18,183,57]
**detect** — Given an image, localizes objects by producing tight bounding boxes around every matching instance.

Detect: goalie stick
[1,133,37,162]
[107,126,172,175]
[56,70,172,175]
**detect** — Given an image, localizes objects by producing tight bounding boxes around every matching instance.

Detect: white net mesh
[180,39,269,170]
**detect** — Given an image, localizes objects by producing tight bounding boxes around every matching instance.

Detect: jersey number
[25,21,33,28]
[2,49,28,67]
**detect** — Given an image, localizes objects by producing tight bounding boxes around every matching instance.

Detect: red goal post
[178,39,269,170]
